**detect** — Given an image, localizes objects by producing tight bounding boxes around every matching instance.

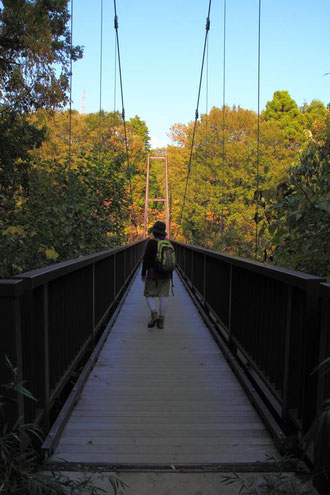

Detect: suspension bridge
[1,0,329,493]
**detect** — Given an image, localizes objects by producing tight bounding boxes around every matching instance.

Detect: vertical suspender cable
[67,0,74,259]
[204,38,209,232]
[99,0,103,158]
[180,0,212,224]
[221,0,226,245]
[99,0,103,117]
[255,0,261,260]
[113,0,133,206]
[114,35,117,112]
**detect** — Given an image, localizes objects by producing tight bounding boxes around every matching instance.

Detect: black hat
[150,221,167,236]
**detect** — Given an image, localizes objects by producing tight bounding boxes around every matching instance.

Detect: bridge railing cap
[171,240,325,289]
[12,238,146,289]
[0,279,25,297]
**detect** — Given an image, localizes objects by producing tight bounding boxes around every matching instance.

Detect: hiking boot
[157,316,165,329]
[148,311,158,328]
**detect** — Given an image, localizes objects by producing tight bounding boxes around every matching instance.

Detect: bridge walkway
[52,270,277,465]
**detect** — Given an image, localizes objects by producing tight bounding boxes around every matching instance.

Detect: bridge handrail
[0,239,147,431]
[172,240,327,436]
[13,239,145,288]
[172,240,323,288]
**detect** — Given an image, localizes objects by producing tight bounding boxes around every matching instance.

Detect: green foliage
[220,454,313,495]
[0,108,151,277]
[166,92,328,277]
[266,133,330,277]
[0,358,127,494]
[263,91,306,148]
[299,357,330,486]
[0,0,82,113]
[168,102,297,258]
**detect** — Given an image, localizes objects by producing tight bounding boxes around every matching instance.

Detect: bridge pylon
[143,153,170,238]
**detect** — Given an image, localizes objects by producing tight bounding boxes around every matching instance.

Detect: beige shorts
[144,279,170,297]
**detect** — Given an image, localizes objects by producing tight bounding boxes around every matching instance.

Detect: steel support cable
[204,38,209,232]
[255,0,261,260]
[114,35,117,112]
[179,0,212,224]
[67,0,74,258]
[113,0,134,214]
[221,0,226,243]
[98,0,103,159]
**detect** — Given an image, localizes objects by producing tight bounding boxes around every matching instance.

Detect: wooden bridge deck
[52,271,277,465]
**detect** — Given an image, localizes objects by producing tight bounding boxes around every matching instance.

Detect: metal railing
[172,240,327,435]
[0,239,147,429]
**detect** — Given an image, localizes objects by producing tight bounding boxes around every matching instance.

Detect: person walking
[141,221,174,329]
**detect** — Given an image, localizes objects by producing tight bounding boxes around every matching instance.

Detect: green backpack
[155,240,176,274]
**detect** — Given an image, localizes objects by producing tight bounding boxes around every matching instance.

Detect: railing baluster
[282,285,293,431]
[203,254,206,302]
[0,280,25,424]
[171,240,324,436]
[43,283,50,430]
[1,239,146,434]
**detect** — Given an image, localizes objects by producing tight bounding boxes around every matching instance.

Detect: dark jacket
[142,238,171,280]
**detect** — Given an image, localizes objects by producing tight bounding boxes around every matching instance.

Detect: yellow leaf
[45,248,59,261]
[2,226,25,236]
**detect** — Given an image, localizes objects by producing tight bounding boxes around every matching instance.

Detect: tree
[301,99,327,131]
[266,113,330,277]
[0,0,82,113]
[167,105,291,257]
[263,90,306,149]
[0,109,150,277]
[0,0,83,274]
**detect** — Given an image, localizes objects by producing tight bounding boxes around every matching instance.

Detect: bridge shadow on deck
[52,270,277,466]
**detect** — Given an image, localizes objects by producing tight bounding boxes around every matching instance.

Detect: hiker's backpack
[155,240,176,274]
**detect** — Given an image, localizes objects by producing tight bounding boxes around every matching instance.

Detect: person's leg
[157,279,170,329]
[146,297,158,327]
[146,297,157,313]
[159,297,168,317]
[144,281,159,327]
[157,297,168,328]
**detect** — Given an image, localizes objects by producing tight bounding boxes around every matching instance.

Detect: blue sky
[71,0,330,148]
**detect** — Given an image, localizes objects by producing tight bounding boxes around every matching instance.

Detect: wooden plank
[52,272,278,465]
[51,453,273,464]
[58,437,274,446]
[59,428,271,440]
[55,444,275,455]
[69,411,259,419]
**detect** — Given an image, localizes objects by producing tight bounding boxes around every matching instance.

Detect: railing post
[43,283,50,430]
[0,280,25,425]
[281,285,293,431]
[113,253,117,299]
[92,263,96,346]
[228,264,233,334]
[302,280,323,432]
[317,284,330,412]
[227,264,236,353]
[183,247,186,275]
[203,254,206,302]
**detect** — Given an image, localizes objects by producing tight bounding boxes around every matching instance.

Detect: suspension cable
[67,0,74,258]
[221,0,226,245]
[99,0,103,159]
[255,0,261,260]
[113,0,133,205]
[204,38,209,232]
[99,0,103,118]
[180,0,212,224]
[114,34,117,112]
